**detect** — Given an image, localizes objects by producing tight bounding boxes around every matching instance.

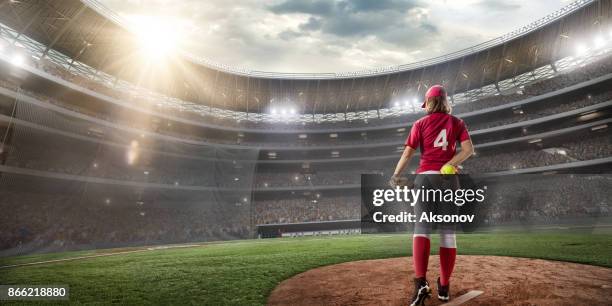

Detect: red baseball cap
[421,85,447,108]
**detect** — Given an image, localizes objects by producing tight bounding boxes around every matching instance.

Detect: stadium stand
[0,0,610,253]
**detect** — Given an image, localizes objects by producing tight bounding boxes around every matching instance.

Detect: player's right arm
[443,120,473,171]
[445,139,474,170]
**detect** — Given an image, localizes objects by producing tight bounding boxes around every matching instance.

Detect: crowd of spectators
[523,53,612,96]
[2,116,609,189]
[563,134,612,161]
[253,196,361,225]
[467,90,612,131]
[482,175,610,225]
[0,188,251,255]
[254,170,374,188]
[3,130,257,187]
[2,173,607,254]
[255,132,611,188]
[462,133,610,173]
[462,150,573,173]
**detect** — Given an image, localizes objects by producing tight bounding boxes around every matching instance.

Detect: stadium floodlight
[139,32,175,58]
[591,124,608,131]
[594,36,605,49]
[127,152,136,165]
[528,138,542,144]
[127,140,139,165]
[575,44,588,56]
[10,54,24,66]
[132,16,183,59]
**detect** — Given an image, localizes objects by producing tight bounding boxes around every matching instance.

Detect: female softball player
[390,85,474,305]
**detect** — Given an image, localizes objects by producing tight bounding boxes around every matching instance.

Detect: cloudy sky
[99,0,573,73]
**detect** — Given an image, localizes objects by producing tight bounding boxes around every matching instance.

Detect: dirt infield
[268,256,612,306]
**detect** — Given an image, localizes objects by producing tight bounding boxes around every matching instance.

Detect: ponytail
[425,96,451,114]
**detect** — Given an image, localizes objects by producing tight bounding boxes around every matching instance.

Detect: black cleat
[409,277,431,306]
[437,277,450,302]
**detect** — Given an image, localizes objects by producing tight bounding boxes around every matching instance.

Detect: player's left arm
[393,145,417,177]
[390,145,416,187]
[391,121,420,186]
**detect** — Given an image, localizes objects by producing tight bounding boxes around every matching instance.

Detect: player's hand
[440,164,459,175]
[389,175,401,188]
[389,175,410,188]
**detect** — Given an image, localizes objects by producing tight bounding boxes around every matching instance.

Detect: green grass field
[1,231,611,305]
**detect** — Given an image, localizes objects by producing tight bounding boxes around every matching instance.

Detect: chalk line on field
[0,236,358,269]
[441,290,484,306]
[0,244,203,269]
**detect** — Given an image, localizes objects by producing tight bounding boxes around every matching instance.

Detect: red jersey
[405,112,470,173]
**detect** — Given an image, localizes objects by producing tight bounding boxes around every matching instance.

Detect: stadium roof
[0,0,609,114]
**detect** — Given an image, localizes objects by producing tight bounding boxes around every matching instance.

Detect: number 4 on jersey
[434,129,448,151]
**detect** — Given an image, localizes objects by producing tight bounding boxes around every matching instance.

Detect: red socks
[439,247,457,286]
[412,236,457,285]
[412,236,430,278]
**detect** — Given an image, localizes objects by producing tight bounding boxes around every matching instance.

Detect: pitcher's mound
[268,256,612,306]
